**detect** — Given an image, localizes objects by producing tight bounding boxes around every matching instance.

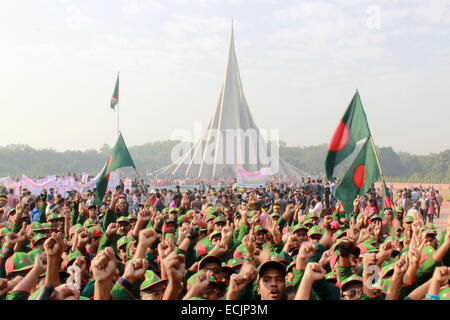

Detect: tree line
[0,141,448,183]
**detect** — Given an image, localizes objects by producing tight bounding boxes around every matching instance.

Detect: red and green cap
[403,216,414,224]
[357,242,378,255]
[206,213,216,222]
[308,212,319,219]
[292,224,308,233]
[165,217,176,224]
[117,216,130,224]
[65,250,84,267]
[47,213,63,221]
[196,237,214,258]
[208,230,222,241]
[117,236,130,250]
[127,214,137,221]
[340,274,363,292]
[88,226,103,238]
[325,272,337,282]
[187,271,216,291]
[206,207,218,215]
[40,223,51,230]
[186,209,196,218]
[253,225,268,234]
[28,248,43,262]
[164,233,177,243]
[83,219,96,227]
[257,260,286,280]
[31,233,49,248]
[271,254,289,266]
[178,215,190,225]
[214,216,226,224]
[307,225,322,237]
[221,262,236,275]
[0,227,10,238]
[304,218,313,226]
[270,212,280,218]
[423,223,437,236]
[380,263,395,279]
[370,214,382,222]
[5,252,33,275]
[439,287,450,300]
[227,258,243,270]
[31,222,43,232]
[286,261,296,273]
[198,255,222,272]
[141,270,168,291]
[333,229,347,239]
[69,224,83,237]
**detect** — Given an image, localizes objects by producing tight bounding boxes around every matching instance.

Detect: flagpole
[117,71,120,138]
[369,135,386,187]
[133,167,150,198]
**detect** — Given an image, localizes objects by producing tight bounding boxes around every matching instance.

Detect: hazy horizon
[1,0,449,155]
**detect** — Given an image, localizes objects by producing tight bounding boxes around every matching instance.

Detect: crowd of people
[0,176,448,301]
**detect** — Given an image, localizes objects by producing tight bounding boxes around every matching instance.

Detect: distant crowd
[0,176,448,300]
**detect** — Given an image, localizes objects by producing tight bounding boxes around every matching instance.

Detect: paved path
[433,209,448,232]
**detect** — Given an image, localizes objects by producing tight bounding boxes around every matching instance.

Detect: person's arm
[182,270,211,300]
[13,222,27,253]
[426,266,449,300]
[134,228,159,259]
[362,253,377,297]
[385,257,408,300]
[319,216,333,249]
[43,232,65,288]
[295,262,325,300]
[162,252,185,300]
[431,223,450,263]
[131,209,152,239]
[92,247,117,300]
[62,206,71,236]
[403,247,421,285]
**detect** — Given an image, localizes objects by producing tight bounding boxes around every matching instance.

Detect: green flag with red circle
[324,91,371,180]
[332,138,381,217]
[94,132,135,205]
[110,73,119,110]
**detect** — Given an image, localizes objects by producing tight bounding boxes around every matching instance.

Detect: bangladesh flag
[110,73,119,110]
[94,132,135,205]
[324,91,371,180]
[332,138,381,218]
[382,180,393,210]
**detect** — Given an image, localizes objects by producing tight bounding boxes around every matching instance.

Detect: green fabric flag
[332,138,381,218]
[110,74,119,110]
[324,91,371,180]
[94,132,135,205]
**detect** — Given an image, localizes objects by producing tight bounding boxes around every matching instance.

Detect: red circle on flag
[328,121,349,151]
[352,164,365,190]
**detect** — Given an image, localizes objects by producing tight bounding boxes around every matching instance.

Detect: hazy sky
[1,0,449,155]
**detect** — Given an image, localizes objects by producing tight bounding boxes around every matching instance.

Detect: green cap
[308,212,319,219]
[117,216,130,224]
[0,227,10,238]
[66,250,83,267]
[292,224,308,233]
[340,274,363,291]
[308,225,322,237]
[253,225,267,234]
[169,208,178,213]
[439,287,450,300]
[206,213,216,222]
[334,229,346,239]
[208,230,222,240]
[117,236,130,250]
[270,212,280,218]
[395,206,403,213]
[206,207,218,215]
[227,258,244,269]
[32,233,48,247]
[83,219,96,227]
[164,233,177,243]
[28,248,44,261]
[380,263,395,279]
[47,213,63,221]
[304,218,313,226]
[5,252,33,275]
[404,216,414,223]
[141,270,168,291]
[371,214,382,222]
[213,216,226,224]
[127,214,137,221]
[423,223,437,235]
